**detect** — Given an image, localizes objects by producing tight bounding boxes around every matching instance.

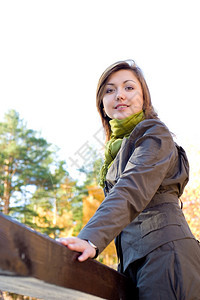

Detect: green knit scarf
[99,110,144,188]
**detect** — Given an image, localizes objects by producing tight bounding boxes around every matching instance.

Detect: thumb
[78,248,96,262]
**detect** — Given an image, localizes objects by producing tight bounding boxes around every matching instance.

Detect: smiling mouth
[115,104,129,110]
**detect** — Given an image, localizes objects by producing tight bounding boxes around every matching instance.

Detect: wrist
[87,240,99,259]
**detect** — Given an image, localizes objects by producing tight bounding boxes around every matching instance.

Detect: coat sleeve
[78,120,176,253]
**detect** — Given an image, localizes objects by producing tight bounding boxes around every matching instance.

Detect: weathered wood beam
[0,213,134,299]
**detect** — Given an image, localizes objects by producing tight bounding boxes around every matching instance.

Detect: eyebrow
[106,80,136,85]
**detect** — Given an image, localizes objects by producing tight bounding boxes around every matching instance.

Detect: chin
[114,113,131,120]
[118,116,127,120]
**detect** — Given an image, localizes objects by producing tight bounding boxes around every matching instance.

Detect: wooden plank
[0,213,134,299]
[0,273,104,299]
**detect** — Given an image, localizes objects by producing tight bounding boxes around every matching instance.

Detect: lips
[115,104,129,109]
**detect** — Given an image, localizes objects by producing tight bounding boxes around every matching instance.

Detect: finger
[67,242,87,252]
[56,237,77,246]
[58,238,86,252]
[67,243,80,250]
[78,246,96,262]
[78,250,92,262]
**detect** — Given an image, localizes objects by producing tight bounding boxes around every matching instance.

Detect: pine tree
[0,110,64,214]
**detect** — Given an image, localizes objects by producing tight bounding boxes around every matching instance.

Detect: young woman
[59,60,200,299]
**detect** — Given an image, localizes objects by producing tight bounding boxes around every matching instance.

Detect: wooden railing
[0,213,135,299]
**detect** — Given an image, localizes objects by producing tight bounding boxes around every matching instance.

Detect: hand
[56,237,96,262]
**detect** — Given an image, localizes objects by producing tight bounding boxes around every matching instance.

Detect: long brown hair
[96,60,158,141]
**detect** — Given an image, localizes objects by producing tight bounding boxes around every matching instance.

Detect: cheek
[103,96,112,111]
[132,92,143,108]
[102,98,107,111]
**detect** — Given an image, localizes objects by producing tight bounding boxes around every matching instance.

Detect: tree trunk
[3,181,11,215]
[3,161,11,215]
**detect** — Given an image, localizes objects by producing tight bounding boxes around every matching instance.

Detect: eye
[125,86,134,91]
[105,88,115,94]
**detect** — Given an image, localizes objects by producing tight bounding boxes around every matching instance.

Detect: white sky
[0,0,200,184]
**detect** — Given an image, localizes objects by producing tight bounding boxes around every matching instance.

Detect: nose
[116,89,125,101]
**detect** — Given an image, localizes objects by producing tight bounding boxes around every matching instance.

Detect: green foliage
[0,110,76,238]
[0,110,71,214]
[0,110,55,213]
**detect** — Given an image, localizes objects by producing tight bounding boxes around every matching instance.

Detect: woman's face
[102,69,143,120]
